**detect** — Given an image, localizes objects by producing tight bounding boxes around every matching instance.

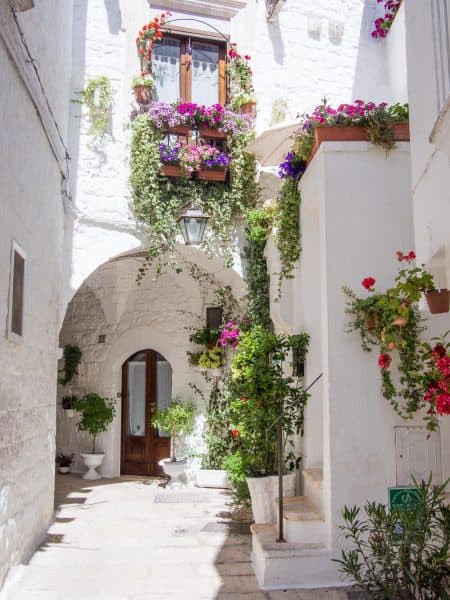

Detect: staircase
[250,468,341,589]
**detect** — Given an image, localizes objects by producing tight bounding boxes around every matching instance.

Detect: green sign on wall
[389,487,421,512]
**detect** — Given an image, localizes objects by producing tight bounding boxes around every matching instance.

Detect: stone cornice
[150,0,247,19]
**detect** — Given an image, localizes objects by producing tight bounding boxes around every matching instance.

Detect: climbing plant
[80,76,113,139]
[58,344,82,386]
[130,111,258,278]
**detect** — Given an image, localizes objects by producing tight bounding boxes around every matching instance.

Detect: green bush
[151,399,195,461]
[335,478,450,599]
[75,393,116,453]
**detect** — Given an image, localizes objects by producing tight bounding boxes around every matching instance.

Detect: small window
[7,241,26,341]
[206,306,222,329]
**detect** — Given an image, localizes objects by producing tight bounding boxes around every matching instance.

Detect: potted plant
[425,288,450,314]
[198,347,224,377]
[190,326,220,348]
[56,453,73,474]
[61,394,78,418]
[227,45,256,117]
[151,399,195,487]
[74,393,116,480]
[222,326,309,522]
[159,142,185,177]
[198,150,230,182]
[132,74,154,105]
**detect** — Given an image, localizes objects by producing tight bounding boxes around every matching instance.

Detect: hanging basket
[240,101,256,116]
[425,289,450,314]
[133,85,152,105]
[198,168,227,182]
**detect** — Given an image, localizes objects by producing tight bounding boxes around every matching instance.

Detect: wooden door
[121,349,171,476]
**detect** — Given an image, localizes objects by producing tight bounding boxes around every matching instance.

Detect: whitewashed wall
[0,0,73,590]
[57,252,243,477]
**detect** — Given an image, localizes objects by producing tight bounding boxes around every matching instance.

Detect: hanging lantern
[178,207,209,245]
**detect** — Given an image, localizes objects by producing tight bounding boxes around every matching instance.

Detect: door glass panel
[192,42,219,105]
[127,359,146,436]
[156,354,172,438]
[153,38,181,103]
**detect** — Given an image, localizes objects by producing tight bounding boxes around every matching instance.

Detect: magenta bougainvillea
[372,0,402,39]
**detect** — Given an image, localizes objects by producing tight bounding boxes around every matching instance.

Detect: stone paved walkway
[5,475,352,600]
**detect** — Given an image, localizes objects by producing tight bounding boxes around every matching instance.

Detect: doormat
[153,493,212,504]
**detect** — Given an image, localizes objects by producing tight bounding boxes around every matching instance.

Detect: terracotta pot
[366,313,377,333]
[240,101,256,116]
[198,168,227,182]
[133,85,152,105]
[392,316,408,327]
[425,289,450,314]
[164,125,189,136]
[198,127,227,140]
[392,122,410,141]
[162,164,185,177]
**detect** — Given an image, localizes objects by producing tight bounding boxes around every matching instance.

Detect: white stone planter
[58,466,70,474]
[196,469,231,489]
[80,453,104,480]
[159,458,187,488]
[246,473,296,524]
[64,409,75,418]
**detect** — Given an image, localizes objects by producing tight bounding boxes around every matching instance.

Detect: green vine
[275,178,301,296]
[130,116,259,278]
[58,345,82,386]
[80,76,113,139]
[243,208,273,328]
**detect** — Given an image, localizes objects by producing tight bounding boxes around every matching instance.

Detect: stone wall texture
[0,0,73,589]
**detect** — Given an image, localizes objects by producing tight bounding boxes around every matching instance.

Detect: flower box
[198,168,227,182]
[162,164,185,177]
[425,289,450,314]
[164,126,189,136]
[392,122,410,141]
[198,127,227,141]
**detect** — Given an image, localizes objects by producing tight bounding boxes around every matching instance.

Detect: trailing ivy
[58,345,82,386]
[243,208,272,328]
[275,177,301,296]
[130,115,259,278]
[80,76,113,139]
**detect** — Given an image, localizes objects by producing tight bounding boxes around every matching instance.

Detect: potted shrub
[74,393,116,480]
[132,74,154,105]
[223,326,309,522]
[56,453,73,474]
[151,399,195,487]
[61,394,78,418]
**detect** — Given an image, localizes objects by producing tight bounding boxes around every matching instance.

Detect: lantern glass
[178,208,208,245]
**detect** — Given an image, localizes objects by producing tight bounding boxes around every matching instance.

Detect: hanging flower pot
[365,313,377,333]
[198,168,227,182]
[240,101,256,116]
[392,316,408,327]
[133,85,152,105]
[425,289,450,314]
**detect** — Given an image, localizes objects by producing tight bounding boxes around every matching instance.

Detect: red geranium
[231,429,239,438]
[378,353,392,369]
[362,277,376,291]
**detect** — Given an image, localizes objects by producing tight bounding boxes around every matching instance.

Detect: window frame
[156,29,227,104]
[7,240,26,343]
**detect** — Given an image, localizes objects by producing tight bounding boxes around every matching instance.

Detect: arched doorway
[121,349,172,476]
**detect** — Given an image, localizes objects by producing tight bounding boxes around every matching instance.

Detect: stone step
[303,466,324,514]
[274,496,326,545]
[250,523,340,589]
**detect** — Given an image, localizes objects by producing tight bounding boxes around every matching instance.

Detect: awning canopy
[245,120,300,166]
